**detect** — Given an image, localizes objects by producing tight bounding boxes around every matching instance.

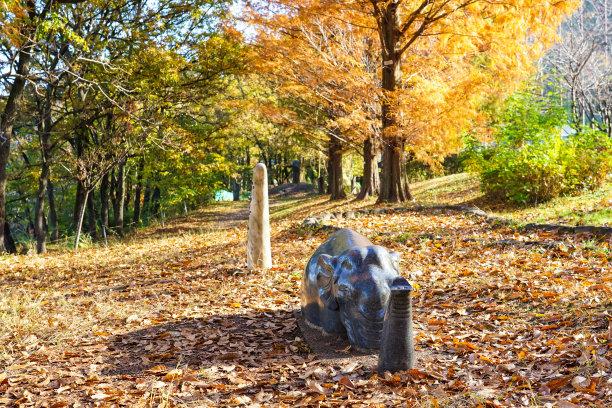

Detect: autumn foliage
[247,0,578,202]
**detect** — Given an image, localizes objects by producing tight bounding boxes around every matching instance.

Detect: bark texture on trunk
[233,179,240,201]
[142,185,151,221]
[377,2,412,203]
[100,173,109,231]
[328,137,346,200]
[0,41,32,253]
[74,180,86,229]
[151,187,161,216]
[34,83,55,254]
[47,180,59,242]
[74,190,88,250]
[3,222,16,253]
[133,160,144,225]
[380,136,411,202]
[357,137,380,200]
[87,192,97,240]
[114,160,125,237]
[34,162,50,253]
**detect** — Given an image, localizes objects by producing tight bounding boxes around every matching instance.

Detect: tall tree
[249,0,577,202]
[250,11,381,199]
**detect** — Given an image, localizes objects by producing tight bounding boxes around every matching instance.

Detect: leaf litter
[0,199,610,407]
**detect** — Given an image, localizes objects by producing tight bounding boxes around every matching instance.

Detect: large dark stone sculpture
[301,228,402,349]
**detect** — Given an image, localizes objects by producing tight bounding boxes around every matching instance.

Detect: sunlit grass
[410,173,482,205]
[411,172,612,227]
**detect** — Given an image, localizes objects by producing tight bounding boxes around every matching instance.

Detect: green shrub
[563,129,612,192]
[465,84,612,205]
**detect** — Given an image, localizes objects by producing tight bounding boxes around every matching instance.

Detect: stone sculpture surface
[378,276,415,372]
[301,228,402,349]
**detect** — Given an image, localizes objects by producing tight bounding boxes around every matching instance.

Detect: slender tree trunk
[357,137,380,200]
[124,167,131,225]
[142,185,151,222]
[233,179,241,201]
[34,82,55,254]
[377,2,411,203]
[133,160,144,225]
[34,162,50,254]
[114,160,125,237]
[151,187,161,216]
[328,136,346,200]
[0,41,32,253]
[109,169,117,227]
[47,180,58,242]
[74,180,86,229]
[87,192,97,240]
[74,190,89,250]
[100,173,109,231]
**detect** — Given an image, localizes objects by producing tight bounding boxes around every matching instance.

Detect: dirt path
[1,199,611,407]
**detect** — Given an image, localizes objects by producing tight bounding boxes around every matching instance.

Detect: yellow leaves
[162,369,183,382]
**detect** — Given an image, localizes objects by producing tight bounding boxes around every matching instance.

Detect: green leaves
[467,79,612,204]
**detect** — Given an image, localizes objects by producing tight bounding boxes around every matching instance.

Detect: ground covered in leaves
[1,196,611,407]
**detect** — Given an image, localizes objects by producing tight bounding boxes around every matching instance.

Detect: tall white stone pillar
[247,163,272,269]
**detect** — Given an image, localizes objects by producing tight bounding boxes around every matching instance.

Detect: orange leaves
[2,197,612,407]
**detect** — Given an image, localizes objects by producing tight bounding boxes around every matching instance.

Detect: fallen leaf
[338,376,355,389]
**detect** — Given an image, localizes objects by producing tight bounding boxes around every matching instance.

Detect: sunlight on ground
[411,172,612,227]
[0,192,610,407]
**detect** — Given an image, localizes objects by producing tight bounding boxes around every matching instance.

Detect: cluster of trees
[1,0,247,253]
[2,0,609,254]
[246,0,576,201]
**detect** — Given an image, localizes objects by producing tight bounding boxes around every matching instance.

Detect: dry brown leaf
[337,376,355,389]
[305,379,325,394]
[546,376,572,392]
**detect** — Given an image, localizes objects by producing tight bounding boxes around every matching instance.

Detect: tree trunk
[380,136,411,202]
[328,136,346,200]
[142,185,151,222]
[74,180,86,229]
[114,160,125,237]
[0,40,32,253]
[34,82,55,254]
[318,176,326,195]
[133,160,144,225]
[357,137,380,200]
[100,173,109,231]
[233,179,240,201]
[3,221,17,253]
[47,180,59,242]
[124,162,133,226]
[87,192,97,240]
[377,2,412,203]
[292,160,300,184]
[109,169,117,226]
[151,187,161,216]
[34,161,50,254]
[74,190,89,250]
[124,175,132,224]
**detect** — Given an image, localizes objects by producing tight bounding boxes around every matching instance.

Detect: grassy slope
[410,173,612,227]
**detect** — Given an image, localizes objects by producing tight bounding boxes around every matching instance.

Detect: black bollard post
[378,276,414,372]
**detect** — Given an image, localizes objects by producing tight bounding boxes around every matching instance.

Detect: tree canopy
[0,0,591,253]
